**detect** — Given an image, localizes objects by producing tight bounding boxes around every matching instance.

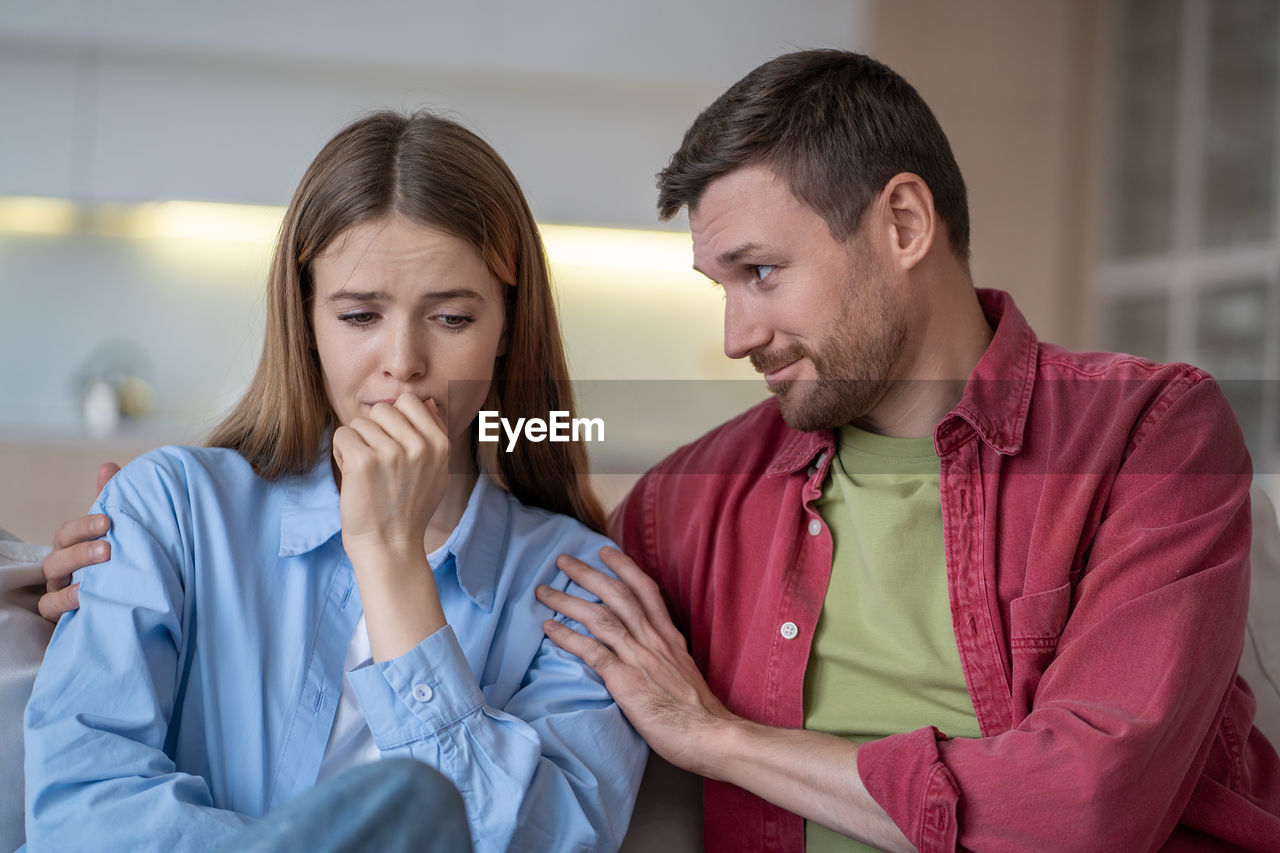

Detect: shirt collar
[277,450,505,611]
[278,452,342,557]
[426,473,505,611]
[767,427,835,477]
[935,288,1039,457]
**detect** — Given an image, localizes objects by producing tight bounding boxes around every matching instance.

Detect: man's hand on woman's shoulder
[38,462,120,622]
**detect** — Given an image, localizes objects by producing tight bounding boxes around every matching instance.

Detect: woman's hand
[38,462,121,622]
[332,394,451,564]
[331,393,450,660]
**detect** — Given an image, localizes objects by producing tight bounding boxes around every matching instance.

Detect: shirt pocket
[1008,581,1073,719]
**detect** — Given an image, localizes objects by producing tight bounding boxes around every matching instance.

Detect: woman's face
[310,215,507,446]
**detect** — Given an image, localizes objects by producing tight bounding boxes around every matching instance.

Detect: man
[536,50,1280,850]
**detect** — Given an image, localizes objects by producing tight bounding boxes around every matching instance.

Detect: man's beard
[749,275,906,433]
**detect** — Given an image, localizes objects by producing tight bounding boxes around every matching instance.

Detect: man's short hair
[657,49,970,261]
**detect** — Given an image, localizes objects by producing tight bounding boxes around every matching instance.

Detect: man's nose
[723,294,770,360]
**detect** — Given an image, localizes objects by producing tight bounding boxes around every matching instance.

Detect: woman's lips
[364,396,439,410]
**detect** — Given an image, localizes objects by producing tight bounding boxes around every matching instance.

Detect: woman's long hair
[207,111,606,533]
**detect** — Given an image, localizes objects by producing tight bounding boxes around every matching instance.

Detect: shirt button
[807,519,822,536]
[412,683,434,703]
[780,621,799,640]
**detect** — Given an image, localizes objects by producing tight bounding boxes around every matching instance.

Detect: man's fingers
[52,513,110,550]
[597,546,688,651]
[554,551,684,651]
[542,618,618,674]
[96,462,122,496]
[48,514,110,594]
[597,545,652,586]
[555,553,636,610]
[536,583,628,644]
[43,538,110,589]
[37,583,79,623]
[559,555,654,637]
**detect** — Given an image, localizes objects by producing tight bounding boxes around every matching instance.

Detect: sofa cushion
[1241,485,1280,745]
[0,531,53,852]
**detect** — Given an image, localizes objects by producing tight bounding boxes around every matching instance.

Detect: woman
[24,111,646,852]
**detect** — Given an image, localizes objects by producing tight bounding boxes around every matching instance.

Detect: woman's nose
[381,322,428,381]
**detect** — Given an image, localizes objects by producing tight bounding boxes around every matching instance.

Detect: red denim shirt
[611,290,1280,852]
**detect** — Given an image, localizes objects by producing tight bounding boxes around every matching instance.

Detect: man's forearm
[702,717,915,853]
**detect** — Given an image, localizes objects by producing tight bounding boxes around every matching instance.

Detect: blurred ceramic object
[81,379,121,438]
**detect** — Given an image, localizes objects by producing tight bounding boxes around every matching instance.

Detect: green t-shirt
[804,426,980,852]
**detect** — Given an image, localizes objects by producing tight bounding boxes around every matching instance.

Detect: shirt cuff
[346,624,484,749]
[858,727,960,852]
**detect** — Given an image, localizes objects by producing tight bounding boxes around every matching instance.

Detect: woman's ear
[880,172,937,271]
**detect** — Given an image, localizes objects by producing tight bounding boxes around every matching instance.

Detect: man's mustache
[749,342,807,376]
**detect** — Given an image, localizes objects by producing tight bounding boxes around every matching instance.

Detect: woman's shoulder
[99,446,259,511]
[486,480,615,563]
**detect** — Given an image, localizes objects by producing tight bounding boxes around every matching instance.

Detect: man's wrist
[692,713,756,782]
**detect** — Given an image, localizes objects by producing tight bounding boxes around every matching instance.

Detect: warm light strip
[0,196,80,234]
[540,223,696,278]
[106,200,285,244]
[0,196,696,277]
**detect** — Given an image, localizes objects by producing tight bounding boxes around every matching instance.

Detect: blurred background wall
[1,0,1276,543]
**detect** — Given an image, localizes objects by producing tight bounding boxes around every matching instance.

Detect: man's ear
[880,173,937,271]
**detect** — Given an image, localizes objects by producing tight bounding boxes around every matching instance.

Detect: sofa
[3,484,1279,851]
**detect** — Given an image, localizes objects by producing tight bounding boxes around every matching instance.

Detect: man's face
[689,165,908,432]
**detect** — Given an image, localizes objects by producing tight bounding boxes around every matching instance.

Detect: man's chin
[773,380,876,433]
[774,390,839,433]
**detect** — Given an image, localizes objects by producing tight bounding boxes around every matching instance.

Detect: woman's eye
[752,264,776,283]
[436,314,474,329]
[339,311,378,326]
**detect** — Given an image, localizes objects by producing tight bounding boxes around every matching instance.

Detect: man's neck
[856,278,992,439]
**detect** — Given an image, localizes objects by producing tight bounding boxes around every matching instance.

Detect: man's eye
[339,312,378,326]
[752,265,776,283]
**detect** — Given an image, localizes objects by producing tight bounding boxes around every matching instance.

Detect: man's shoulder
[979,289,1215,404]
[1037,342,1210,384]
[1033,343,1221,414]
[1024,344,1248,476]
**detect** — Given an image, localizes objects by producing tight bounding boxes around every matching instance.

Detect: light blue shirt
[24,446,646,852]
